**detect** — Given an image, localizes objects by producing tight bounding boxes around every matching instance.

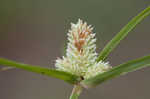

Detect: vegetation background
[0,0,150,99]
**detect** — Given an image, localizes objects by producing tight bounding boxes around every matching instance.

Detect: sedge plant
[0,6,150,99]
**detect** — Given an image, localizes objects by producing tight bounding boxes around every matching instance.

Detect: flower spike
[55,19,111,79]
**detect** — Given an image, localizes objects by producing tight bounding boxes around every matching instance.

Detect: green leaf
[0,58,80,84]
[82,55,150,88]
[97,6,150,61]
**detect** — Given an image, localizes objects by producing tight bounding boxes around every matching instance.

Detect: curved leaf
[82,55,150,88]
[0,58,80,84]
[97,6,150,61]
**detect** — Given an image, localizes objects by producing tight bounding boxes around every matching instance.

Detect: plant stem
[69,84,82,99]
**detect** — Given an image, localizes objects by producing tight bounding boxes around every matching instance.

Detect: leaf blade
[82,55,150,87]
[97,6,150,61]
[0,58,80,84]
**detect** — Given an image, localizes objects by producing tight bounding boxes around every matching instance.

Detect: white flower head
[55,19,111,79]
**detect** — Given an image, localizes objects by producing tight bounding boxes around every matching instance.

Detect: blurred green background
[0,0,150,99]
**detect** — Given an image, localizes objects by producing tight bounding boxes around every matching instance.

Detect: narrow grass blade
[97,6,150,61]
[82,55,150,88]
[0,58,80,84]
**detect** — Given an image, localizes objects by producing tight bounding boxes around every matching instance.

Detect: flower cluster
[55,19,111,79]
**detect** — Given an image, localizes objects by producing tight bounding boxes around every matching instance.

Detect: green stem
[69,84,82,99]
